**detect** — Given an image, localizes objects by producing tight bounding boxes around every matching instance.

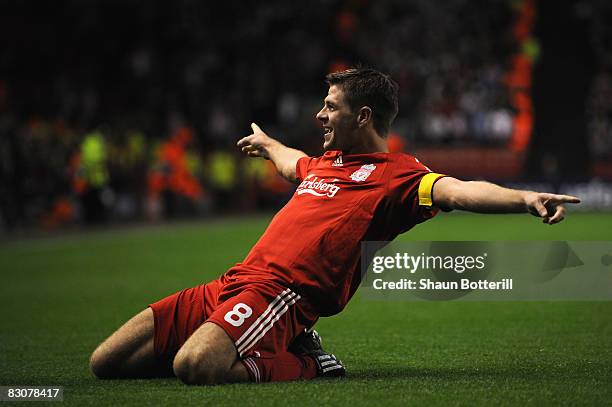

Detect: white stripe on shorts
[238,292,300,356]
[235,288,300,356]
[235,289,292,347]
[243,357,260,383]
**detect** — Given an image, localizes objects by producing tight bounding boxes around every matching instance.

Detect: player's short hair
[325,68,399,136]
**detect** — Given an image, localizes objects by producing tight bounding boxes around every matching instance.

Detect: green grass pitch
[1,212,611,406]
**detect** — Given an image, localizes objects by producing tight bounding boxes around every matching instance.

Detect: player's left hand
[524,192,581,225]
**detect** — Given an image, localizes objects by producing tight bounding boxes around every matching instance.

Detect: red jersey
[226,150,444,316]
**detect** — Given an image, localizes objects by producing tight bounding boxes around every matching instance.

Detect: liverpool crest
[350,164,376,182]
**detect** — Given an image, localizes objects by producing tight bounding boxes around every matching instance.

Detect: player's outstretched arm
[432,177,581,224]
[237,123,307,182]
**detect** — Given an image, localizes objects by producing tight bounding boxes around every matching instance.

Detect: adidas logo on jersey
[332,155,343,167]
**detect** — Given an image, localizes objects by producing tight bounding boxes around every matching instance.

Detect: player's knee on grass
[173,322,238,385]
[89,347,112,379]
[89,342,135,379]
[89,341,136,379]
[89,308,157,379]
[173,349,222,385]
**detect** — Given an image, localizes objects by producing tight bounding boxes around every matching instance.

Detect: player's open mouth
[323,127,333,138]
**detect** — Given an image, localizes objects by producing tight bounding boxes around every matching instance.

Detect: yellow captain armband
[418,173,446,206]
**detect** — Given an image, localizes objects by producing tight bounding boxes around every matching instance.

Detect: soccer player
[89,68,580,385]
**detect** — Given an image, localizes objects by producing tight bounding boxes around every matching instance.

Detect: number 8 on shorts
[223,303,253,327]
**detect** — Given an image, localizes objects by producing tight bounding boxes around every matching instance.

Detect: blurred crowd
[0,120,295,230]
[0,0,609,231]
[586,1,612,160]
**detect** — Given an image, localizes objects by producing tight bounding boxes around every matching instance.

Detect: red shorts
[149,274,318,364]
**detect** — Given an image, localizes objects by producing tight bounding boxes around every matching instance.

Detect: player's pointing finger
[558,195,581,204]
[546,193,581,204]
[251,122,263,133]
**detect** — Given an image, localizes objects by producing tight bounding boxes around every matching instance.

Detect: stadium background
[0,0,611,405]
[1,0,611,229]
